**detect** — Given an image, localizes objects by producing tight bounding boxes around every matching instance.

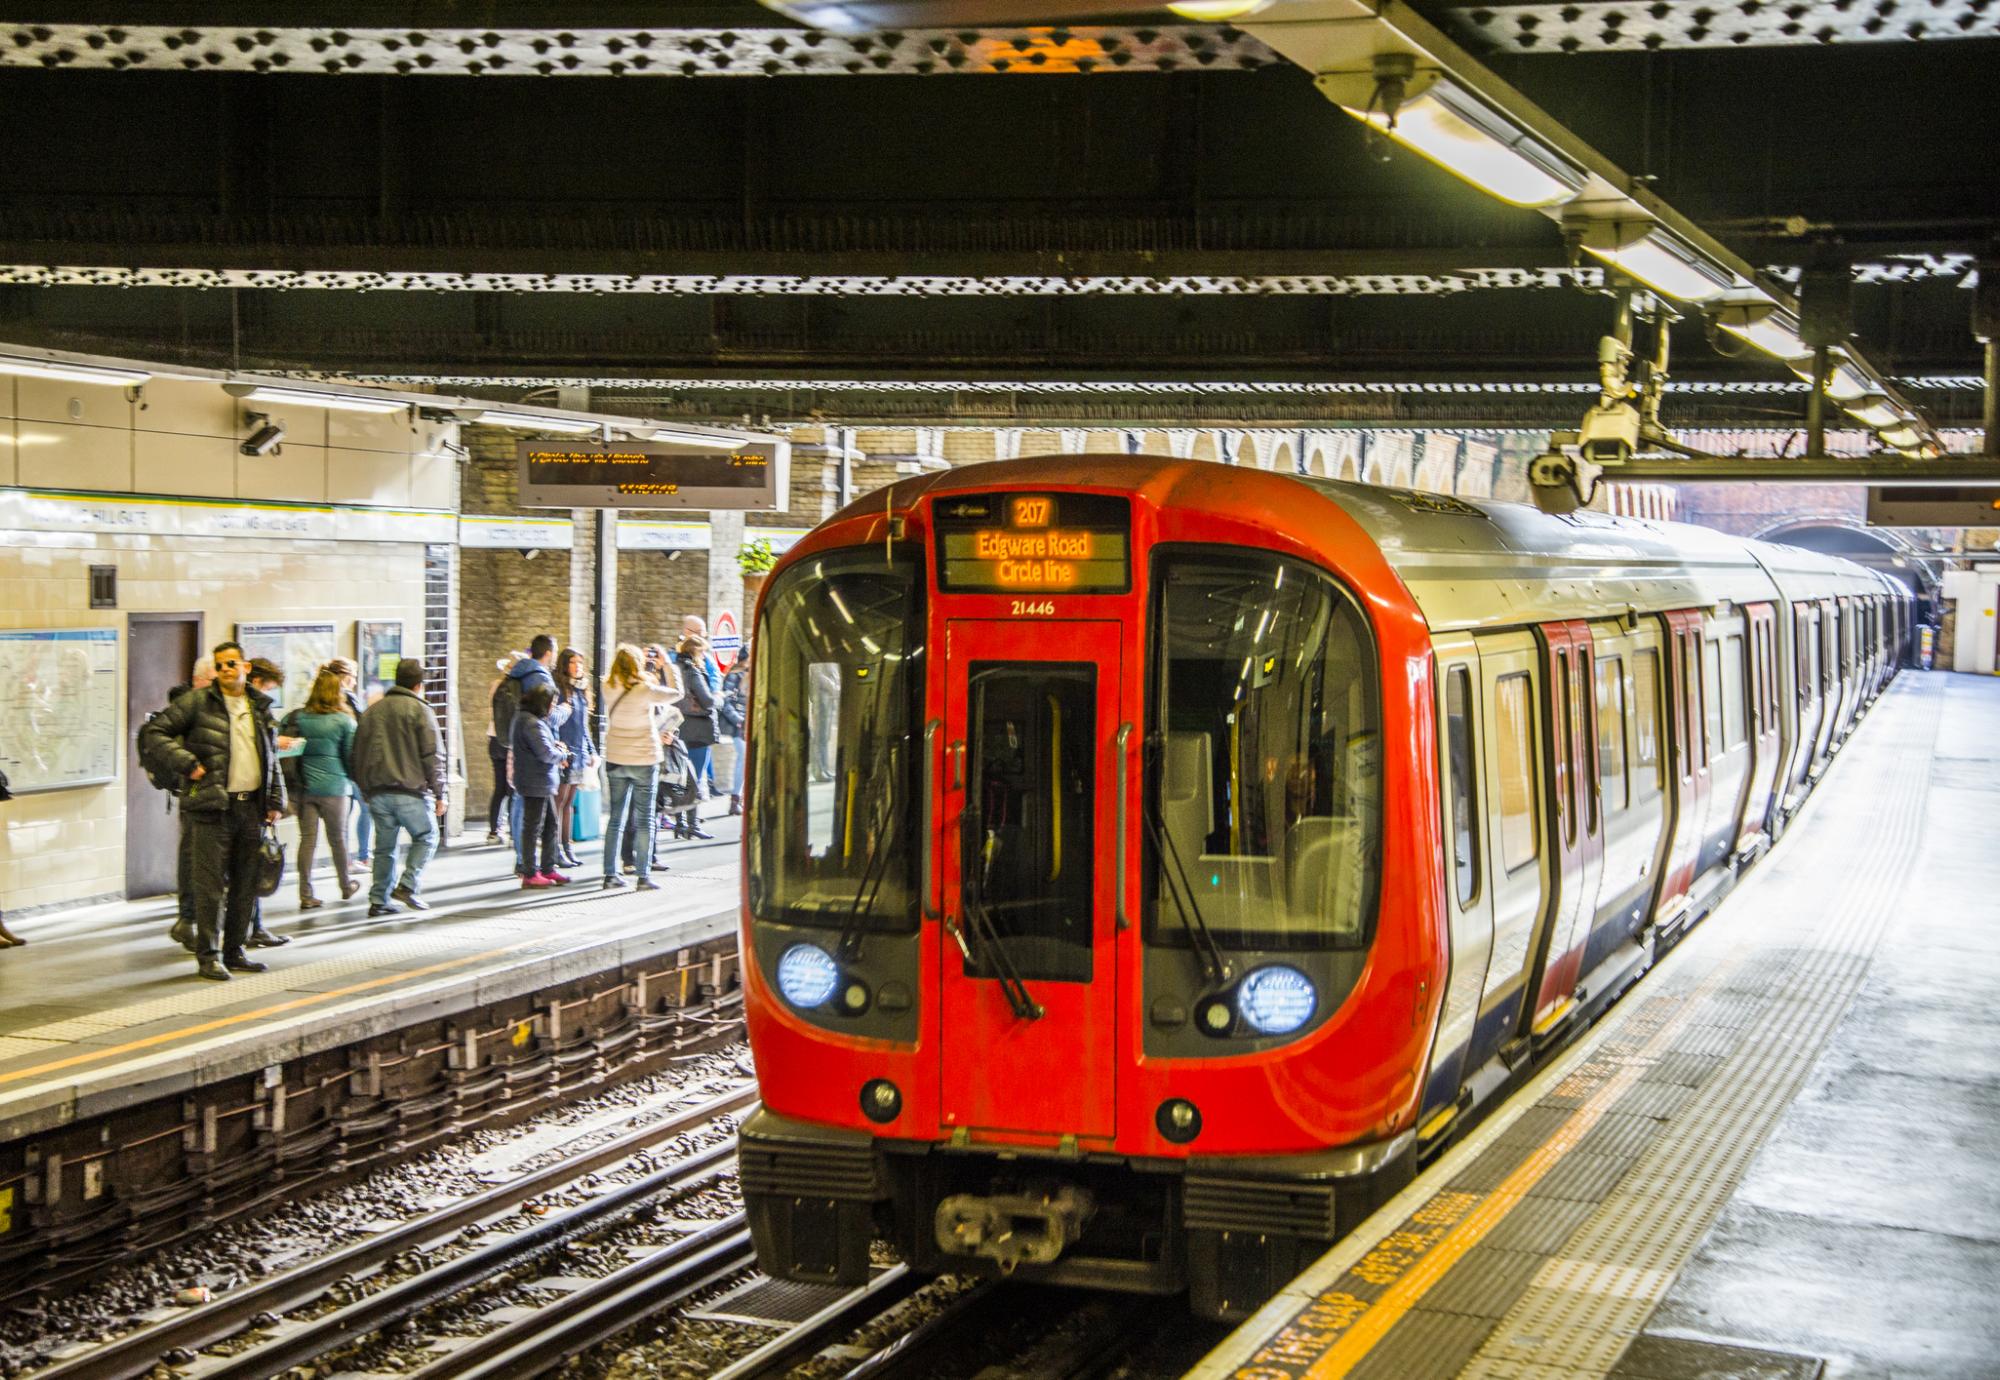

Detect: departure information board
[934,492,1131,593]
[517,440,789,511]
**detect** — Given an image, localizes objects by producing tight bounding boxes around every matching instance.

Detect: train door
[1579,621,1657,981]
[1739,606,1782,847]
[1424,635,1494,1120]
[1656,610,1707,928]
[1527,620,1602,1034]
[1467,632,1544,1072]
[939,619,1123,1140]
[1792,602,1822,796]
[1814,598,1840,764]
[1697,622,1752,873]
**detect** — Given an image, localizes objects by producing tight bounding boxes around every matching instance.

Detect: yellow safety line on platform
[0,942,529,1088]
[1263,945,1749,1380]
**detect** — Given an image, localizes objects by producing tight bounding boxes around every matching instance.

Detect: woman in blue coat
[511,682,572,887]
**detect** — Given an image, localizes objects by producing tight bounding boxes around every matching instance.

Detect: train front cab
[738,470,1438,1321]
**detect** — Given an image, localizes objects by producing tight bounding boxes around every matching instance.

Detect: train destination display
[934,492,1131,592]
[516,440,788,511]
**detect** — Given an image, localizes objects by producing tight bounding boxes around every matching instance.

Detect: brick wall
[618,547,714,651]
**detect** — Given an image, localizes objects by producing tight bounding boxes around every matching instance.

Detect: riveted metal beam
[1602,452,2000,483]
[1443,0,2000,56]
[0,22,1277,77]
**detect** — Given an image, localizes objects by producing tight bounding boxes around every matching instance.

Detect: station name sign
[935,492,1131,593]
[516,439,789,512]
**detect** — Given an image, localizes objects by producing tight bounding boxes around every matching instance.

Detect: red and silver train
[736,455,1908,1319]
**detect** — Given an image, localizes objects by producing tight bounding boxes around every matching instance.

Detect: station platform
[1191,671,2000,1380]
[0,810,742,1143]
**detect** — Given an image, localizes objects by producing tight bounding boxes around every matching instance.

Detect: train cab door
[1526,620,1602,1036]
[1656,610,1707,928]
[938,619,1124,1141]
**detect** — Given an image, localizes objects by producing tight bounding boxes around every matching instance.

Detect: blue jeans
[351,781,372,858]
[603,763,660,881]
[727,735,747,795]
[686,743,713,800]
[510,791,526,873]
[368,792,439,906]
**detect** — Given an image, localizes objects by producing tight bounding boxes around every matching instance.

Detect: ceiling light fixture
[624,426,745,447]
[1713,303,1809,361]
[1320,56,1585,209]
[1579,221,1737,304]
[0,354,150,386]
[458,409,603,435]
[1786,352,1874,403]
[1877,423,1922,451]
[223,382,407,414]
[1842,395,1906,430]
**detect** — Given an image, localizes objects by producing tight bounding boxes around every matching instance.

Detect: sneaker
[367,903,399,917]
[485,830,501,844]
[602,874,628,890]
[390,887,431,912]
[635,878,661,892]
[523,873,555,889]
[546,871,572,886]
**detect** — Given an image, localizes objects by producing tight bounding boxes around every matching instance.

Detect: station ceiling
[0,2,1994,433]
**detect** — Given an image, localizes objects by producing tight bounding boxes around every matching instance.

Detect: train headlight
[775,943,839,1010]
[1238,965,1317,1035]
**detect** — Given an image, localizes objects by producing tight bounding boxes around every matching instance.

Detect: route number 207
[1010,599,1056,617]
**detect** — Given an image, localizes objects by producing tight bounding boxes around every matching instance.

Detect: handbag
[660,740,702,811]
[254,825,287,898]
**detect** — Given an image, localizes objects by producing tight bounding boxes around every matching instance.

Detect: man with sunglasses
[140,641,286,981]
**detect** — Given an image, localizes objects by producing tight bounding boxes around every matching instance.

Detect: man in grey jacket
[352,658,448,917]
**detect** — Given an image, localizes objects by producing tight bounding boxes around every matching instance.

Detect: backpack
[492,675,524,744]
[137,707,182,793]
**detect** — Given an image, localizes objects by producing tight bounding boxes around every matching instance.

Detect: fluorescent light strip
[1337,82,1585,210]
[1580,222,1736,304]
[1787,353,1875,403]
[1842,396,1905,430]
[0,355,150,386]
[462,409,604,435]
[225,383,407,414]
[1714,304,1809,361]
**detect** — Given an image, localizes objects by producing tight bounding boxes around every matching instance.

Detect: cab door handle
[1115,723,1133,930]
[951,740,966,790]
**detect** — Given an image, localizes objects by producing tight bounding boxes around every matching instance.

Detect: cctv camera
[240,415,286,457]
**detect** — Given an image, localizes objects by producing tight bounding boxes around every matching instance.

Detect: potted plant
[739,537,778,608]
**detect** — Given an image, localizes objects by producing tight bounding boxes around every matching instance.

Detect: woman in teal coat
[291,668,363,908]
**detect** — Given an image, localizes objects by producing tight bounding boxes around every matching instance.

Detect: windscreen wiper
[952,896,1043,1021]
[1141,736,1231,988]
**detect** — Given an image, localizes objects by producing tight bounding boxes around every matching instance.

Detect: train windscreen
[748,548,925,933]
[1146,550,1381,951]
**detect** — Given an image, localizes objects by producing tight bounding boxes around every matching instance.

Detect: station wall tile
[135,378,238,440]
[16,377,133,429]
[326,447,413,507]
[16,421,133,492]
[131,432,238,498]
[236,444,329,503]
[328,408,416,455]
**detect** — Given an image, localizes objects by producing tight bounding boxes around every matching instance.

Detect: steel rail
[413,1218,757,1380]
[196,1138,743,1380]
[33,1078,756,1380]
[707,1265,922,1380]
[831,1282,1004,1380]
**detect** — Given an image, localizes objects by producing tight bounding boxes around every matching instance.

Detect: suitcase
[570,786,602,842]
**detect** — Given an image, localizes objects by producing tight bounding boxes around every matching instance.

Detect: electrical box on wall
[88,565,116,609]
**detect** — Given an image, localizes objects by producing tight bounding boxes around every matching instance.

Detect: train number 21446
[1010,599,1057,617]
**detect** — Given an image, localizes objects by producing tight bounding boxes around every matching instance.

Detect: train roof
[846,455,1900,634]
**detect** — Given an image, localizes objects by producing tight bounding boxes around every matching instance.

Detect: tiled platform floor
[1191,672,2000,1380]
[0,805,742,1140]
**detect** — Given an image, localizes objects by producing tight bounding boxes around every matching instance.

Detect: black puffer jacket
[138,684,286,815]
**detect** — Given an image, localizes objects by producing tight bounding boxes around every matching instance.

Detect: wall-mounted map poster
[236,622,336,715]
[0,628,120,793]
[357,620,403,699]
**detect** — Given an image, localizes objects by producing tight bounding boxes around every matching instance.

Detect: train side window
[1721,635,1746,748]
[1445,668,1480,908]
[1577,652,1599,835]
[1594,655,1627,812]
[1557,655,1577,846]
[1495,672,1539,873]
[1631,648,1662,792]
[1702,640,1722,763]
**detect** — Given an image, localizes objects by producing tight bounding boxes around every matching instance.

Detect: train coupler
[933,1182,1096,1274]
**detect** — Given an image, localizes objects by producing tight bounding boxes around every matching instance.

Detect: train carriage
[736,455,1907,1320]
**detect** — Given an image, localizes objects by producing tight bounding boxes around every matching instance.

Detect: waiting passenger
[323,658,371,865]
[601,643,682,891]
[138,641,286,982]
[292,669,363,911]
[352,658,448,916]
[719,642,750,817]
[672,634,718,842]
[161,654,214,953]
[0,765,18,946]
[511,681,572,888]
[552,647,599,871]
[497,635,557,877]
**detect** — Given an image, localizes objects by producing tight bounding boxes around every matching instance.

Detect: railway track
[28,1081,757,1380]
